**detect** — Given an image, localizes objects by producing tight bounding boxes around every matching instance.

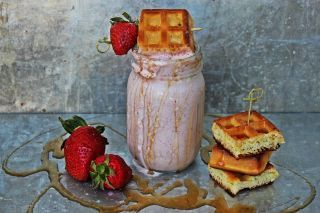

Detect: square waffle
[212,111,285,158]
[209,144,272,175]
[208,163,279,196]
[138,9,195,54]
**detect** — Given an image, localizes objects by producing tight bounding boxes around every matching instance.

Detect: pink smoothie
[127,49,205,172]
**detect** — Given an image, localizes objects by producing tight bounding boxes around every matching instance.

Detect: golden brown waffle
[138,9,195,54]
[209,144,272,175]
[208,163,279,196]
[212,111,285,158]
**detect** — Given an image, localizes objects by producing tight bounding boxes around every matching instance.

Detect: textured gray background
[0,0,319,113]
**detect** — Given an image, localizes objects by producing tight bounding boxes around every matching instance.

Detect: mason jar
[127,48,205,172]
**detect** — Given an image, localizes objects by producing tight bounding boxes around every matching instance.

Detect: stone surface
[0,0,320,113]
[0,113,319,212]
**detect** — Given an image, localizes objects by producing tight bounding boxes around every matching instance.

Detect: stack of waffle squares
[208,111,285,195]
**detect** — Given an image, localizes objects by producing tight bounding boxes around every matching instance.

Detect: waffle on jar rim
[209,144,272,176]
[212,111,285,159]
[137,9,195,55]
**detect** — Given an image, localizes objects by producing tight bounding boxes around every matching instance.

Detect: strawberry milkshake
[127,48,205,172]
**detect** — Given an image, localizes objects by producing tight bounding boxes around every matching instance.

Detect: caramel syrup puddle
[1,121,315,213]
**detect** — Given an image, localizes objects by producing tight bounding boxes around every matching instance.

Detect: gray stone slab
[0,113,319,212]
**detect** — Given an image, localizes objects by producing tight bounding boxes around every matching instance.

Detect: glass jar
[127,49,205,172]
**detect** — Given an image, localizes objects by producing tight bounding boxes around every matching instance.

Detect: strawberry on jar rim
[59,115,108,181]
[96,12,138,55]
[90,154,132,190]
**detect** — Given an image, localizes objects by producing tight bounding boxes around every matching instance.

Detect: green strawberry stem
[59,115,88,134]
[122,12,132,22]
[95,126,105,134]
[110,17,126,24]
[90,155,115,190]
[73,115,87,126]
[59,115,105,135]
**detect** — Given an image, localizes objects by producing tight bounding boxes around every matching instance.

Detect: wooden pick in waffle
[212,111,285,158]
[138,9,195,54]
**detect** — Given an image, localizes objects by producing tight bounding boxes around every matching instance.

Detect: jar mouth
[131,45,202,80]
[131,45,202,64]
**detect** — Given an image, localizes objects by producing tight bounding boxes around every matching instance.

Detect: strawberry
[96,12,138,55]
[90,154,132,190]
[59,116,108,181]
[110,22,138,55]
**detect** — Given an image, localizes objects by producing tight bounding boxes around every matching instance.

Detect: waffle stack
[208,111,285,195]
[137,9,195,55]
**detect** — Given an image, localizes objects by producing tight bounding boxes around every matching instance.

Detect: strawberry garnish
[110,22,138,55]
[90,154,132,190]
[59,116,108,181]
[96,12,138,55]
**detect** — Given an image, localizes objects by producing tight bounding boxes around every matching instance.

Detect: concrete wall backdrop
[0,0,319,113]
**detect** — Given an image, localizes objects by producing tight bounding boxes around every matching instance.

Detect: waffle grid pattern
[215,111,277,140]
[138,9,193,52]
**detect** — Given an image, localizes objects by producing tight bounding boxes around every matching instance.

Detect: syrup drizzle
[2,122,316,213]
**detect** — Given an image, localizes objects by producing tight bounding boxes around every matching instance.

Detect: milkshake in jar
[127,9,205,172]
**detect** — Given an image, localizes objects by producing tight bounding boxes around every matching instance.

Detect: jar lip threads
[132,45,202,65]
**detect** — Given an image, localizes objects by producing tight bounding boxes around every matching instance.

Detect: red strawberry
[90,154,132,190]
[110,22,138,55]
[109,12,138,56]
[59,116,108,181]
[96,12,138,55]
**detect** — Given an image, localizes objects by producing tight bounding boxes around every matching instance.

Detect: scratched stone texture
[0,0,319,113]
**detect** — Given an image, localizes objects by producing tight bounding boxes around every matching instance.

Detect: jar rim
[131,45,202,64]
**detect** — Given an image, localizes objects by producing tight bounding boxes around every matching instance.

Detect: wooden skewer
[191,27,203,31]
[243,88,264,125]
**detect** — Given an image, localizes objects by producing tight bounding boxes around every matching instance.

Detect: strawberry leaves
[122,12,136,23]
[59,115,88,134]
[90,156,115,190]
[59,115,106,135]
[110,17,126,25]
[59,116,108,150]
[95,126,105,134]
[110,12,136,25]
[73,115,87,126]
[122,12,132,22]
